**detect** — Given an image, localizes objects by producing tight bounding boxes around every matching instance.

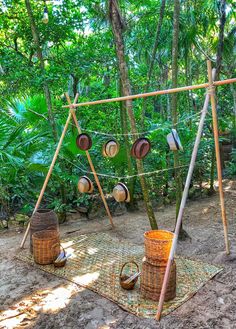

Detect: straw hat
[76,133,92,151]
[102,139,120,158]
[167,129,183,151]
[131,137,151,159]
[113,183,130,203]
[78,176,94,193]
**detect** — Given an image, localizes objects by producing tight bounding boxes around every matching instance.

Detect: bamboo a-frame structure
[20,93,115,249]
[20,60,235,320]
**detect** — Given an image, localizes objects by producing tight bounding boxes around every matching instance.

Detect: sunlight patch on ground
[62,236,90,258]
[0,283,84,329]
[42,285,76,312]
[73,271,100,285]
[202,207,209,214]
[62,236,88,249]
[87,247,98,255]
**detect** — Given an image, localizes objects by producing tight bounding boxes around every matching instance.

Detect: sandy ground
[0,180,236,329]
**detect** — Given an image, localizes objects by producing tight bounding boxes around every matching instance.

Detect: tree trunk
[171,0,185,236]
[109,0,157,229]
[230,84,236,148]
[216,0,226,80]
[185,55,193,128]
[209,0,226,190]
[25,0,68,220]
[141,0,166,126]
[25,0,57,141]
[209,147,215,194]
[119,82,135,209]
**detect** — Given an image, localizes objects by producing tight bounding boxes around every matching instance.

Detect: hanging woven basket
[32,230,60,265]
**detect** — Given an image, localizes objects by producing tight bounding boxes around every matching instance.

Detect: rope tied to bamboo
[206,85,216,96]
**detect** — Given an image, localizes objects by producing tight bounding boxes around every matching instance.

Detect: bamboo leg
[20,110,73,248]
[207,60,230,255]
[156,68,216,321]
[65,93,115,228]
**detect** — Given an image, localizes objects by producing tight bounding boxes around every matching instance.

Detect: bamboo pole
[156,68,216,321]
[207,60,230,255]
[20,110,73,248]
[62,78,236,109]
[65,93,115,228]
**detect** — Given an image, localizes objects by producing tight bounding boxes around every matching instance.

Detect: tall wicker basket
[140,257,176,301]
[141,229,176,302]
[32,230,60,265]
[144,230,174,264]
[30,209,59,253]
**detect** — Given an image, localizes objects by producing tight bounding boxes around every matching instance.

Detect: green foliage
[0,0,235,216]
[225,149,236,178]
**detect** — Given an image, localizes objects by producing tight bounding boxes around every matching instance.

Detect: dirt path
[0,181,236,329]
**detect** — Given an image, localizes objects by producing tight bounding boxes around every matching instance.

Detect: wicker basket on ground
[32,230,60,265]
[30,209,59,253]
[140,257,176,301]
[119,261,140,290]
[144,230,174,264]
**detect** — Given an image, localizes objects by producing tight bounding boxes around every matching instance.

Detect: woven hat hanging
[102,139,120,158]
[78,176,94,193]
[131,137,151,159]
[76,133,92,151]
[167,129,183,151]
[113,183,130,203]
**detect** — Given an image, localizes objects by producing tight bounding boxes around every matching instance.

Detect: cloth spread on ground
[17,232,222,318]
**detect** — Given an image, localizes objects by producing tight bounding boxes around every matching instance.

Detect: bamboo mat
[17,233,222,318]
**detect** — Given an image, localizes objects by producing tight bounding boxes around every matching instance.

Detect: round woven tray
[144,230,173,263]
[140,257,176,302]
[32,230,60,265]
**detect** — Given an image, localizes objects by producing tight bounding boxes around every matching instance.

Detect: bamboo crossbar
[62,78,236,109]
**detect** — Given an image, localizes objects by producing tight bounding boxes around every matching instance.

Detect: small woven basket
[140,258,176,301]
[119,261,139,290]
[32,230,60,265]
[144,230,173,264]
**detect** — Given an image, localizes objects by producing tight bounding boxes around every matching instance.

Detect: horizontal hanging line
[70,111,204,137]
[87,164,190,180]
[62,78,236,109]
[58,153,190,180]
[58,154,88,172]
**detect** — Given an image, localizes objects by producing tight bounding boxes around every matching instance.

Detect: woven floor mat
[17,232,222,318]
